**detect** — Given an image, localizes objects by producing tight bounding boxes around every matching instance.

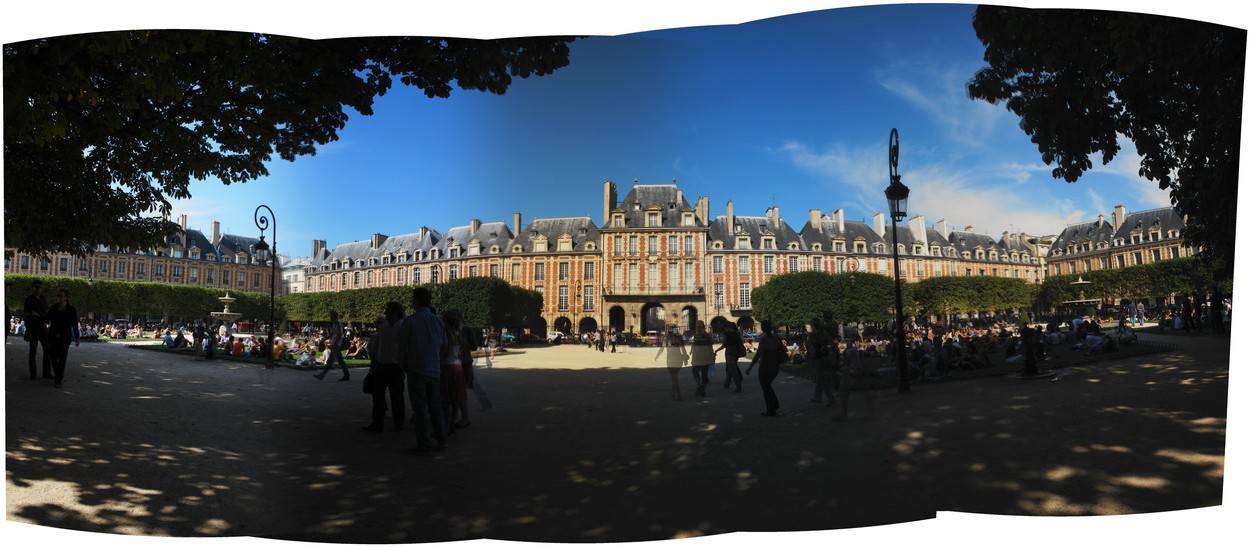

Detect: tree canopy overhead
[4,31,576,257]
[967,7,1244,279]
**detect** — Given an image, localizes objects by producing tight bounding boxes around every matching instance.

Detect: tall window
[535,263,546,281]
[190,266,199,282]
[713,283,725,310]
[628,264,638,289]
[684,235,694,254]
[684,261,694,290]
[668,235,677,255]
[713,256,723,273]
[413,268,422,284]
[583,286,595,311]
[449,264,459,280]
[738,256,749,273]
[58,257,69,272]
[739,282,751,308]
[629,236,638,256]
[813,256,823,272]
[647,236,658,255]
[558,286,569,311]
[205,268,213,284]
[511,263,520,281]
[614,263,623,290]
[431,266,440,284]
[614,236,623,256]
[647,263,658,290]
[558,262,569,281]
[490,264,499,277]
[583,262,595,280]
[468,265,478,277]
[764,256,774,274]
[788,256,798,272]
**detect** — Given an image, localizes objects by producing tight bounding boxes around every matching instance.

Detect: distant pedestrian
[44,289,81,388]
[362,302,406,433]
[745,320,789,417]
[656,332,689,400]
[314,310,349,381]
[23,280,51,380]
[689,321,716,397]
[716,324,745,392]
[833,340,877,422]
[807,317,838,407]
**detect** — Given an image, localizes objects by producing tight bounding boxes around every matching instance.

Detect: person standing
[440,309,469,434]
[745,320,789,417]
[716,324,745,392]
[363,302,406,433]
[688,321,716,397]
[45,289,81,388]
[833,340,877,422]
[655,331,690,400]
[314,310,350,381]
[23,281,51,379]
[397,287,447,454]
[807,317,838,406]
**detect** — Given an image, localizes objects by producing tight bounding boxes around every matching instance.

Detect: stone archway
[553,316,573,334]
[641,303,667,333]
[609,306,626,334]
[533,317,548,336]
[737,315,756,333]
[680,306,699,334]
[710,315,731,333]
[578,317,599,334]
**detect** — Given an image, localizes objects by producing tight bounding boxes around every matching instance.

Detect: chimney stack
[873,211,885,237]
[726,200,735,233]
[470,219,481,235]
[936,218,949,239]
[211,220,221,246]
[833,208,845,233]
[371,233,388,249]
[603,181,617,225]
[178,214,188,231]
[809,209,823,233]
[513,212,522,236]
[1113,204,1126,231]
[696,196,709,225]
[312,239,326,258]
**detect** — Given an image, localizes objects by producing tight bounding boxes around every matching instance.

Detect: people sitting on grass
[163,330,175,348]
[346,335,369,359]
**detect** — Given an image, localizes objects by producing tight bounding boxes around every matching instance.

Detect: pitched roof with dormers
[1050,219,1116,258]
[707,214,805,250]
[612,184,700,228]
[437,221,515,256]
[947,230,1008,261]
[796,218,888,253]
[1113,207,1186,242]
[508,217,601,254]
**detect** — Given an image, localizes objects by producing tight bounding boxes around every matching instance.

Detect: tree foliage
[1035,257,1232,311]
[751,271,900,327]
[5,273,280,323]
[4,31,577,258]
[968,7,1244,279]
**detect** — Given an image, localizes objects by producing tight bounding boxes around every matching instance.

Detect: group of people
[19,280,82,388]
[656,317,877,421]
[339,287,493,455]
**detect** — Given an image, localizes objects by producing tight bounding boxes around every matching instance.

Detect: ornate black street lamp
[886,128,911,393]
[253,205,277,369]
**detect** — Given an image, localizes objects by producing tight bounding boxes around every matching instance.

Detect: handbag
[362,371,376,394]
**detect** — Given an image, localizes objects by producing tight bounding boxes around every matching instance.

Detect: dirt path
[5,327,1238,544]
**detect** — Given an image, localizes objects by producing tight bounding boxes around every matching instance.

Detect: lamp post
[885,128,911,394]
[253,205,277,369]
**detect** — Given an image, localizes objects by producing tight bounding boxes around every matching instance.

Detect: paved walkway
[4,327,1238,545]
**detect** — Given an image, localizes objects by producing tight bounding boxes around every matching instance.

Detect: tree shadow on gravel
[5,337,1227,543]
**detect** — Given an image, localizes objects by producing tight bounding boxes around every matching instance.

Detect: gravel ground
[5,326,1239,546]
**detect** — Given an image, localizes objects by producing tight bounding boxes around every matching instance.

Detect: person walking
[440,309,470,435]
[314,310,350,381]
[717,324,746,392]
[807,317,838,406]
[656,332,689,400]
[688,321,716,397]
[833,340,877,422]
[23,280,51,380]
[745,320,789,417]
[397,287,447,455]
[44,289,81,388]
[362,302,406,433]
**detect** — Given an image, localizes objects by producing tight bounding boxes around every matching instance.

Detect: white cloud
[875,62,1013,150]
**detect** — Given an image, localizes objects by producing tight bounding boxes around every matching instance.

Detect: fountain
[211,293,243,324]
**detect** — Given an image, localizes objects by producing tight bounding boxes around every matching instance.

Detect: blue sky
[8,1,1237,258]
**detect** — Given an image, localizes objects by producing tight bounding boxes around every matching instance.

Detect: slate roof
[1050,219,1116,257]
[437,221,514,256]
[508,217,601,254]
[707,214,805,250]
[612,184,700,228]
[796,218,889,254]
[1114,207,1185,241]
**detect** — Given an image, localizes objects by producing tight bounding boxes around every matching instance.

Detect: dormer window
[612,213,625,227]
[736,236,751,250]
[683,213,695,226]
[647,212,661,227]
[762,237,775,250]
